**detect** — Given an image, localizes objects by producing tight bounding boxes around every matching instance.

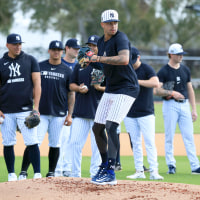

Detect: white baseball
[0,117,4,123]
[81,85,88,89]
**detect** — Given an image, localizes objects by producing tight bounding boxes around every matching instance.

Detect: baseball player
[18,40,75,179]
[82,10,139,185]
[68,35,103,178]
[0,33,41,181]
[124,46,163,180]
[154,43,200,174]
[55,38,80,177]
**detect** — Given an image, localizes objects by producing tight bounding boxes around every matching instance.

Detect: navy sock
[100,152,108,164]
[48,147,60,172]
[21,147,31,172]
[107,158,115,173]
[27,144,40,173]
[3,146,15,173]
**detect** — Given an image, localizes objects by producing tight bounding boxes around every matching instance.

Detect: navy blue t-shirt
[0,51,40,113]
[70,63,103,119]
[61,58,77,71]
[127,63,156,118]
[39,60,72,116]
[157,64,190,99]
[97,31,139,98]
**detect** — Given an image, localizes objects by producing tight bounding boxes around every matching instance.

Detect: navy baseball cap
[131,46,140,64]
[49,40,64,50]
[65,38,80,49]
[85,35,100,45]
[7,33,24,44]
[101,9,120,23]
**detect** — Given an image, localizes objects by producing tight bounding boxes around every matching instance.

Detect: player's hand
[172,91,185,100]
[64,115,72,126]
[191,110,198,122]
[79,83,89,94]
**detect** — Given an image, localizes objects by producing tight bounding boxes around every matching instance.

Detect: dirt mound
[1,177,200,200]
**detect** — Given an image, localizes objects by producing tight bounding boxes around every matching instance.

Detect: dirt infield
[0,132,200,156]
[1,177,200,200]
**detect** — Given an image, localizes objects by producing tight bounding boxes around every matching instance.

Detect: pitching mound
[1,177,200,200]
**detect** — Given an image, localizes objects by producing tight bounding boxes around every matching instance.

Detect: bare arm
[187,82,197,122]
[93,84,106,92]
[70,83,89,94]
[32,72,41,111]
[89,49,130,65]
[138,76,159,88]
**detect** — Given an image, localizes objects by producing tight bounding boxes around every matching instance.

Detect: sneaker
[63,171,71,177]
[18,171,28,180]
[33,173,42,179]
[192,167,200,174]
[8,173,17,182]
[150,171,164,180]
[55,171,63,177]
[46,172,55,177]
[91,164,107,182]
[126,171,146,179]
[167,165,176,174]
[143,165,150,172]
[115,163,122,171]
[91,170,117,185]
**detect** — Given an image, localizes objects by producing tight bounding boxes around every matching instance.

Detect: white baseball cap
[168,43,187,55]
[101,9,120,23]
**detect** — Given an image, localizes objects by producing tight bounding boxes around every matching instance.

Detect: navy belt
[174,99,186,103]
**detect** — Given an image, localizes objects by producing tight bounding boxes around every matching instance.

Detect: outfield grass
[0,156,200,185]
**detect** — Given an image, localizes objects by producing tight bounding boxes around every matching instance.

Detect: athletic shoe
[63,171,71,177]
[150,171,164,180]
[115,163,122,171]
[167,165,176,174]
[126,171,146,179]
[8,173,17,182]
[33,173,42,179]
[143,165,150,172]
[55,171,63,177]
[91,164,107,181]
[91,170,117,185]
[18,171,28,180]
[192,167,200,174]
[46,172,55,177]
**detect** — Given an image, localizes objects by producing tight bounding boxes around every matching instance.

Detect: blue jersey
[0,51,40,113]
[97,31,139,98]
[61,58,77,71]
[127,63,156,118]
[157,64,190,99]
[70,63,103,119]
[39,60,72,117]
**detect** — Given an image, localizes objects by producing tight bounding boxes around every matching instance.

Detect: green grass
[120,102,200,134]
[1,156,200,185]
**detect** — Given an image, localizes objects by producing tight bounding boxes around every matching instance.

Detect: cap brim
[71,46,80,49]
[102,19,120,23]
[86,42,97,45]
[176,52,187,55]
[8,42,24,44]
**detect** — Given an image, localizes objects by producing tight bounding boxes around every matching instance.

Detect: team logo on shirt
[176,76,181,84]
[7,63,24,83]
[41,70,64,80]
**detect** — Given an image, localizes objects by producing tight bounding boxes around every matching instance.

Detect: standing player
[69,35,103,178]
[0,33,41,181]
[18,40,75,179]
[82,10,139,185]
[154,43,200,174]
[124,47,163,180]
[55,38,80,177]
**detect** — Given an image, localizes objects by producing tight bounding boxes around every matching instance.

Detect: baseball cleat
[150,171,164,180]
[115,163,122,171]
[167,165,176,174]
[91,171,117,185]
[8,173,18,182]
[46,172,55,177]
[126,171,146,179]
[33,173,42,179]
[192,167,200,174]
[18,171,28,180]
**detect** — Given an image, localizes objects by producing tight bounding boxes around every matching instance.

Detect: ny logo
[9,63,21,77]
[110,12,114,18]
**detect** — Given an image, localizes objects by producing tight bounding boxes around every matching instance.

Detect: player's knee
[105,121,119,135]
[92,122,105,136]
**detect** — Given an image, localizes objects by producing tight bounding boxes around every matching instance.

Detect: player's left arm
[32,72,41,111]
[64,91,75,126]
[187,82,198,122]
[138,76,159,88]
[89,49,130,65]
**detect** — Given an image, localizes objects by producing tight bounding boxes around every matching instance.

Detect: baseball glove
[91,69,105,85]
[24,110,40,129]
[162,81,175,100]
[78,46,94,68]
